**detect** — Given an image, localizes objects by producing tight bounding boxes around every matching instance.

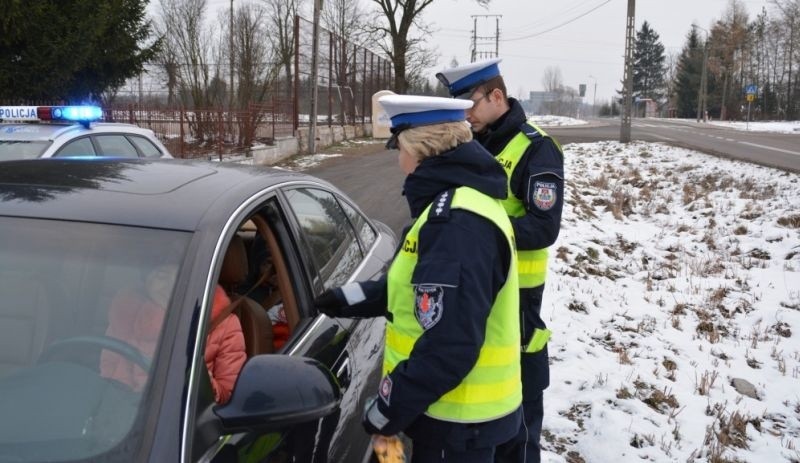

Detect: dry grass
[696,370,719,395]
[608,187,637,220]
[777,214,800,228]
[643,387,680,413]
[738,178,777,200]
[568,301,588,314]
[589,174,609,189]
[615,345,633,364]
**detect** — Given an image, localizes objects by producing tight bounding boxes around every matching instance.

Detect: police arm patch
[414,284,444,330]
[379,376,393,405]
[531,180,557,211]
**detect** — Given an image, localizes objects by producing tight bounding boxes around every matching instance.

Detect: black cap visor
[385,123,411,150]
[385,132,399,150]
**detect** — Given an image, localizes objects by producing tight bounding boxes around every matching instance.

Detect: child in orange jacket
[101,265,245,404]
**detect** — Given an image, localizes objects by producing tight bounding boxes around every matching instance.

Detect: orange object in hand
[372,435,405,463]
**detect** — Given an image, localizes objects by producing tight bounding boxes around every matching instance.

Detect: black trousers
[495,284,549,463]
[411,442,495,463]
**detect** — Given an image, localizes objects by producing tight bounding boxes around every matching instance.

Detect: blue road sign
[745,84,758,95]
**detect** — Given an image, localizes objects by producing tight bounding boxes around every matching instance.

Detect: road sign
[745,84,757,95]
[746,94,755,102]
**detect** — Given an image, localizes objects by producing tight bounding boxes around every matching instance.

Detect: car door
[189,190,380,463]
[278,185,389,463]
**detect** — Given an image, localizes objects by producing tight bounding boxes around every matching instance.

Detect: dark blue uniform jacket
[474,98,564,251]
[353,140,522,449]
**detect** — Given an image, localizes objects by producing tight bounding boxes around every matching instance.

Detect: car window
[127,135,162,158]
[55,137,96,157]
[95,134,139,158]
[0,216,190,462]
[338,196,377,251]
[284,187,363,288]
[0,140,53,160]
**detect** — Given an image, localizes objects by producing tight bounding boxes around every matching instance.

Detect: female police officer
[314,95,522,462]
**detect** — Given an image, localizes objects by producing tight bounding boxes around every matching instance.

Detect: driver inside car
[100,263,246,404]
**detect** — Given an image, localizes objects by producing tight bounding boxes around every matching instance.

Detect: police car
[0,105,172,160]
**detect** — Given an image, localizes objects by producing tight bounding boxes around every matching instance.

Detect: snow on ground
[708,120,800,134]
[542,141,800,462]
[278,153,342,171]
[529,115,589,127]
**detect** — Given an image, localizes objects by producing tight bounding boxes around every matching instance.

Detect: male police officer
[437,59,564,463]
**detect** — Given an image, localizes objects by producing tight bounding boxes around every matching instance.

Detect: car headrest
[220,235,248,288]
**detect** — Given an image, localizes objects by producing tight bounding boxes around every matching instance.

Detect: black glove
[362,395,393,436]
[313,287,347,317]
[315,282,386,318]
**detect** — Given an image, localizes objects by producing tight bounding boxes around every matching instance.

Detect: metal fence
[293,16,393,130]
[104,100,293,159]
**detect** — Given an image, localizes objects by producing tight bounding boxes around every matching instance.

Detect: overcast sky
[421,0,776,103]
[197,0,776,103]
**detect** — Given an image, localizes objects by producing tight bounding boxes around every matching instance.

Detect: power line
[501,0,603,35]
[502,52,620,66]
[501,0,612,42]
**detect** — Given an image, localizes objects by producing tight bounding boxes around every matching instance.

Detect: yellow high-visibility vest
[384,186,521,423]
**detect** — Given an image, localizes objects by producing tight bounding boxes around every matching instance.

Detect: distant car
[0,159,396,462]
[0,105,172,160]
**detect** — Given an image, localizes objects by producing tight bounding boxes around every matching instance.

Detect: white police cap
[435,58,503,98]
[378,95,473,149]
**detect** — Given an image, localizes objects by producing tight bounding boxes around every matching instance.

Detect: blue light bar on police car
[37,106,103,122]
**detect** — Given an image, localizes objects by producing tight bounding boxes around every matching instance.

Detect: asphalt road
[308,148,408,235]
[548,118,800,173]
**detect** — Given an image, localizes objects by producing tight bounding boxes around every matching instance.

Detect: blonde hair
[397,121,472,161]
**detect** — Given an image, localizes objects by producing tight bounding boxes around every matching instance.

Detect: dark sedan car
[0,159,396,462]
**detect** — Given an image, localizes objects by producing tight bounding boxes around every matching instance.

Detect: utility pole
[308,0,323,154]
[620,0,635,143]
[229,0,234,111]
[495,16,500,58]
[471,17,477,62]
[694,25,709,123]
[589,75,597,117]
[470,15,501,62]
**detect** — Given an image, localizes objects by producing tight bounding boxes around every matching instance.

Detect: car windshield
[0,140,52,160]
[0,217,190,462]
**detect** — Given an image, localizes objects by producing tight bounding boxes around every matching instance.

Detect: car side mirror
[214,355,341,433]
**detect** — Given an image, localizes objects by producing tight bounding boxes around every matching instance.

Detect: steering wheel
[39,335,151,371]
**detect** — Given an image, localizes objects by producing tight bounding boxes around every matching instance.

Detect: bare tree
[771,0,799,118]
[368,0,490,92]
[228,2,281,146]
[542,66,563,93]
[664,51,680,114]
[229,3,279,107]
[157,0,221,108]
[263,0,302,96]
[157,0,223,143]
[709,0,750,120]
[322,0,369,123]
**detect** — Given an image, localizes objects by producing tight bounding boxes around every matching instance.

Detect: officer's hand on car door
[314,281,388,318]
[314,282,369,317]
[313,287,348,317]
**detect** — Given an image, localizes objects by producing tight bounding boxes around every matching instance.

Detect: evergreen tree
[632,21,667,103]
[0,0,159,102]
[674,27,704,118]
